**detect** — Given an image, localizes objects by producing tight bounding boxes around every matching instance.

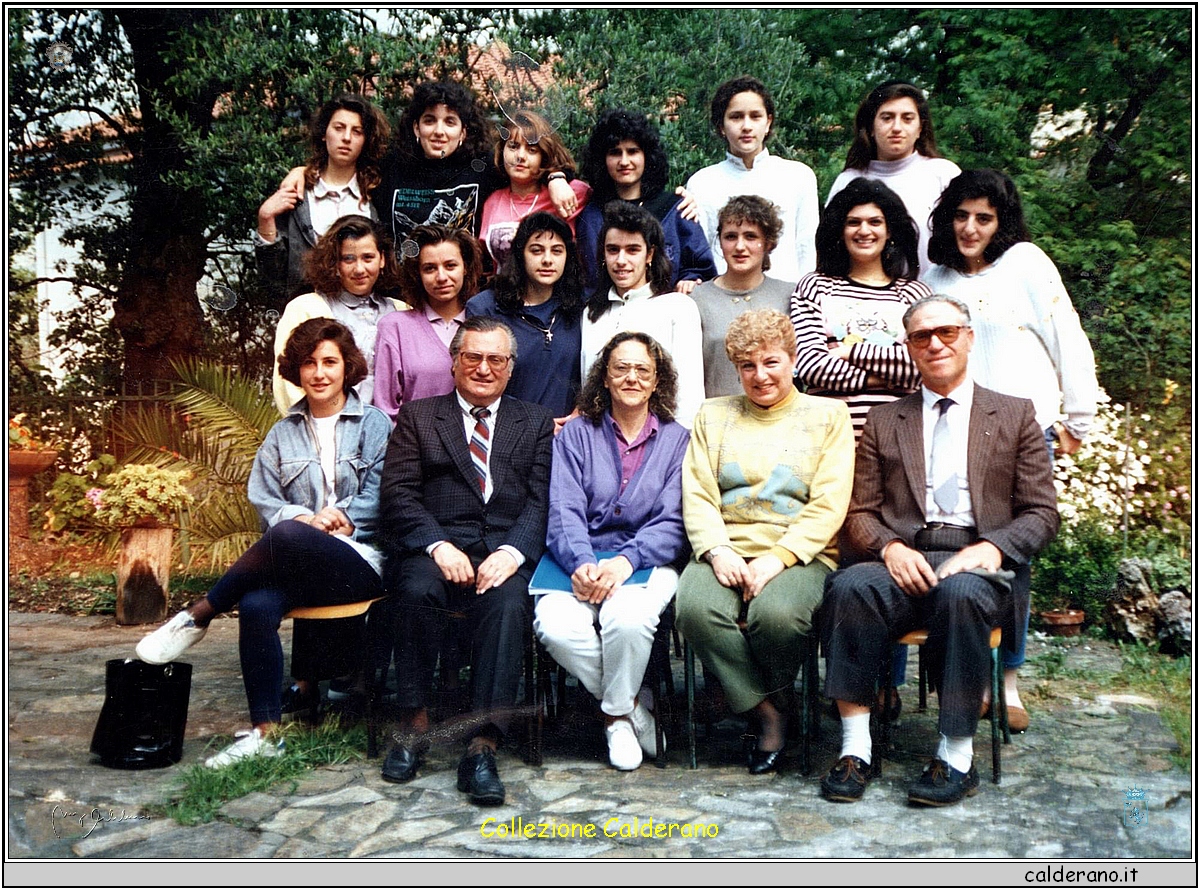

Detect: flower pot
[8,449,58,539]
[1039,608,1085,637]
[116,525,173,625]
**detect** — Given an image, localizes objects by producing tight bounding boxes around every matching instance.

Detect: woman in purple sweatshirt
[533,331,691,771]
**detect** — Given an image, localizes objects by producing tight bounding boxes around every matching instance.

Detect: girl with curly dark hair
[576,108,715,293]
[466,212,586,422]
[791,177,930,439]
[257,94,391,305]
[271,215,404,415]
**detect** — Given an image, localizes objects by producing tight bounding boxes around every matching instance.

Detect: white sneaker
[631,687,663,758]
[136,610,207,664]
[605,717,643,770]
[204,728,284,768]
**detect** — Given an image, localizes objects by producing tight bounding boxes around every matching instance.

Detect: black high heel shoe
[747,747,784,774]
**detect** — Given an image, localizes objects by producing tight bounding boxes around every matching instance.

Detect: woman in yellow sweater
[676,309,852,773]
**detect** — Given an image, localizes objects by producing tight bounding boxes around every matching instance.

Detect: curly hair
[724,308,796,364]
[581,108,669,205]
[494,109,576,185]
[490,212,585,324]
[277,317,368,392]
[395,80,495,164]
[844,81,942,171]
[816,177,920,279]
[576,331,678,424]
[303,215,400,298]
[396,224,482,311]
[585,202,674,322]
[303,94,390,200]
[717,195,783,273]
[710,76,775,143]
[927,169,1031,273]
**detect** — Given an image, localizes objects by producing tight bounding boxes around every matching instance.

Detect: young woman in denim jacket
[135,319,392,768]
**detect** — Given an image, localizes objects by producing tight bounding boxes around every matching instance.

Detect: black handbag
[90,658,192,769]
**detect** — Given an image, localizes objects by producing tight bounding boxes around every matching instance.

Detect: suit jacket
[845,384,1059,565]
[380,391,554,566]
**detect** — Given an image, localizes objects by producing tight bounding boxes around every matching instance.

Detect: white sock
[839,712,872,765]
[936,734,973,773]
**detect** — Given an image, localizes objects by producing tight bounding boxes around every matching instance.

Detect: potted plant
[92,464,194,625]
[8,414,59,541]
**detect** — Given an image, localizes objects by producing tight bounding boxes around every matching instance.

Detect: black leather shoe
[381,744,420,783]
[907,758,980,807]
[280,683,319,722]
[747,747,784,775]
[456,750,505,805]
[820,755,871,802]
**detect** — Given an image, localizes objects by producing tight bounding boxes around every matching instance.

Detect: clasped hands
[570,555,635,604]
[432,542,517,595]
[882,539,1004,597]
[709,549,785,603]
[297,507,353,536]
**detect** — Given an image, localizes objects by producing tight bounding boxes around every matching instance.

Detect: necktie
[931,397,958,514]
[469,406,491,494]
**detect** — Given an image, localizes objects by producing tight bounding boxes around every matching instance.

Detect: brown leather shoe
[1006,705,1030,732]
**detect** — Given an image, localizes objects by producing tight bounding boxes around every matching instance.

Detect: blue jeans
[205,520,383,724]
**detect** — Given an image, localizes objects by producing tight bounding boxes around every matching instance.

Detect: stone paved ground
[6,611,1194,876]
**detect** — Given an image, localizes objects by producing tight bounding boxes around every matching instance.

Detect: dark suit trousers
[821,552,1007,738]
[389,543,531,737]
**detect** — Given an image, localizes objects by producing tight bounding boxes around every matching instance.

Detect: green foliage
[44,454,117,535]
[93,464,194,527]
[162,717,367,825]
[119,360,276,567]
[1031,518,1121,618]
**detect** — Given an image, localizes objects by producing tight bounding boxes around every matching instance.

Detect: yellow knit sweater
[683,387,853,570]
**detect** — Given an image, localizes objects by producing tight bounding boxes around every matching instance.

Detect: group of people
[133,74,1099,810]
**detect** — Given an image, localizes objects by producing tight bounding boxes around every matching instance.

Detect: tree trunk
[111,10,217,384]
[116,526,173,625]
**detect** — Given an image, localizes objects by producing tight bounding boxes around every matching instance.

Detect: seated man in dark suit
[378,316,553,805]
[820,294,1059,806]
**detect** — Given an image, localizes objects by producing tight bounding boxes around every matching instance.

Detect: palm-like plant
[119,361,279,567]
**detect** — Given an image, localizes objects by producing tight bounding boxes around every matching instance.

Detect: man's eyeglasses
[458,352,512,371]
[608,362,655,381]
[906,325,969,349]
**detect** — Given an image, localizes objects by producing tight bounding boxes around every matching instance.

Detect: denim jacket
[248,390,392,550]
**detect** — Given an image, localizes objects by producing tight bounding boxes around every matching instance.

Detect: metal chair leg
[684,640,697,769]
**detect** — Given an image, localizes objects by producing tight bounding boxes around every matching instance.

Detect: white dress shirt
[921,379,976,527]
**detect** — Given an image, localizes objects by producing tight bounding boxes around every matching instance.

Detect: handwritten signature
[50,805,151,839]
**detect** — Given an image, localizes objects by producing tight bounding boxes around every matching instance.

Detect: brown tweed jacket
[845,384,1059,564]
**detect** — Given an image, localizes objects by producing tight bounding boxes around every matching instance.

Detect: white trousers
[533,565,678,717]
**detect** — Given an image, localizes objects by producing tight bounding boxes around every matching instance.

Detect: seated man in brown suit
[379,316,553,805]
[820,294,1058,806]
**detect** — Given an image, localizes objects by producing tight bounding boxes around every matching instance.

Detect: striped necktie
[469,406,491,494]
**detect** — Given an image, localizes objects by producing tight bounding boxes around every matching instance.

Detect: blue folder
[529,551,653,594]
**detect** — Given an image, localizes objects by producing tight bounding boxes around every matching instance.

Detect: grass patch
[161,716,368,825]
[1113,642,1192,768]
